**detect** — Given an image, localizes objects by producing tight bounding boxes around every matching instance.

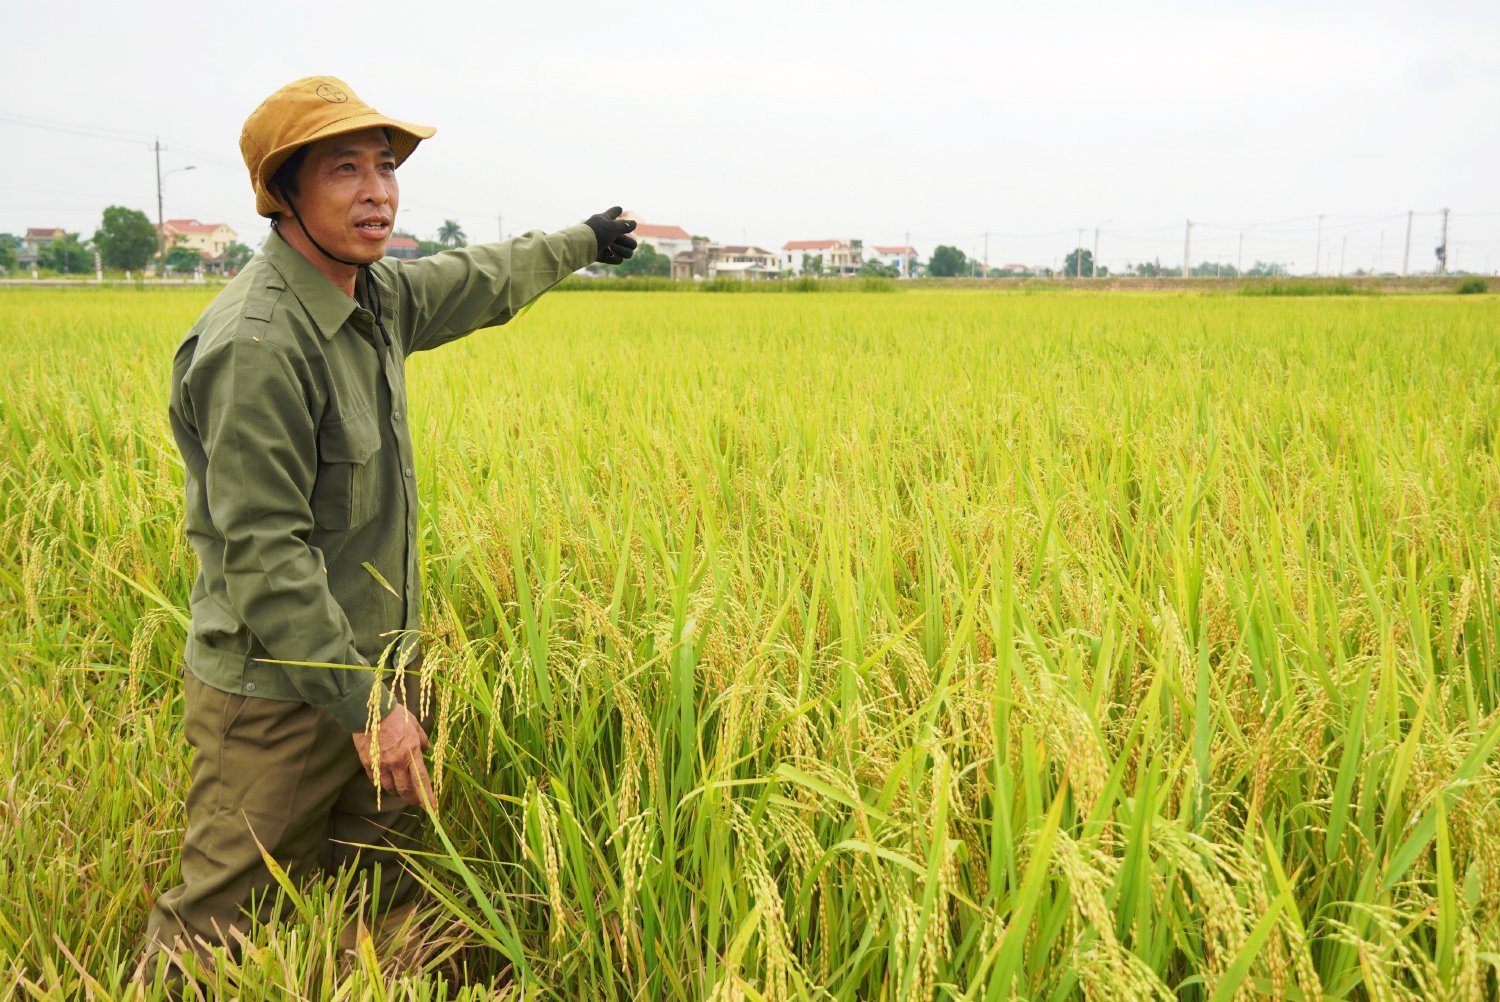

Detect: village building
[158,219,237,260]
[671,236,721,281]
[618,212,694,260]
[20,227,65,270]
[385,235,421,260]
[870,244,918,277]
[711,245,780,280]
[782,239,863,276]
[156,219,239,273]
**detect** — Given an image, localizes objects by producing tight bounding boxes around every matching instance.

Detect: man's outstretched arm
[394,207,636,354]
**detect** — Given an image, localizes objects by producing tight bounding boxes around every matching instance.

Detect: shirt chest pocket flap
[313,411,381,530]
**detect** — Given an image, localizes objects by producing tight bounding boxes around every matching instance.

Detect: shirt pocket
[312,410,381,530]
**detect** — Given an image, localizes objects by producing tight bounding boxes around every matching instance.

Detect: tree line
[922,244,1291,279]
[0,206,254,276]
[3,216,1302,280]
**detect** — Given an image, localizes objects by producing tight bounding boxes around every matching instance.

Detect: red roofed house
[870,244,917,278]
[619,212,693,260]
[158,219,238,272]
[782,239,862,276]
[20,227,66,269]
[385,235,421,260]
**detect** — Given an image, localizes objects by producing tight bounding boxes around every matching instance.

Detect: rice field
[3,285,1499,1000]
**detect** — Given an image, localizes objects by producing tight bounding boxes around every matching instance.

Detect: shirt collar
[262,227,357,341]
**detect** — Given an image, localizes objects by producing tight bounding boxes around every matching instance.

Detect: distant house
[870,244,917,277]
[720,245,779,269]
[385,235,420,260]
[619,212,694,260]
[672,237,721,281]
[712,245,780,280]
[782,239,862,276]
[157,219,238,270]
[21,227,65,269]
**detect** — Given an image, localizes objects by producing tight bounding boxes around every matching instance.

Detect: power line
[0,113,147,147]
[0,109,155,142]
[0,110,240,169]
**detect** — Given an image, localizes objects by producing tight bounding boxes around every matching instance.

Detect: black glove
[585,206,638,264]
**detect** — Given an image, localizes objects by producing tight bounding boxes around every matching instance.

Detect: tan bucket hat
[240,76,435,218]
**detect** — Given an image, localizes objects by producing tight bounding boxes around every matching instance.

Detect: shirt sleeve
[190,336,394,731]
[392,222,597,354]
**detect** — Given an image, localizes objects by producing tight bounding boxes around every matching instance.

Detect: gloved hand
[585,206,638,264]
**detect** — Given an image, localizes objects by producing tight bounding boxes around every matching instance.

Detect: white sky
[5,0,1499,274]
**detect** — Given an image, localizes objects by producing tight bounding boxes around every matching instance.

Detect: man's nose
[359,169,391,204]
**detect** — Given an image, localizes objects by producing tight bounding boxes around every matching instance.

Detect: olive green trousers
[143,663,431,968]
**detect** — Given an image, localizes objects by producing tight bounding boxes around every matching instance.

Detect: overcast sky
[6,0,1499,274]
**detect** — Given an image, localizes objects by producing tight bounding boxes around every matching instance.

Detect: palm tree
[437,219,467,249]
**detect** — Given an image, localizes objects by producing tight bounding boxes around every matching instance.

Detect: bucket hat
[240,76,435,217]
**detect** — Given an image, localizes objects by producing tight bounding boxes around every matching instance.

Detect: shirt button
[245,682,257,692]
[404,467,413,477]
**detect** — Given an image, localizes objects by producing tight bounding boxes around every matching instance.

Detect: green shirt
[169,223,596,730]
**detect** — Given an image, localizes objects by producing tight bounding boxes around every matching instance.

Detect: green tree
[801,253,824,276]
[927,244,967,277]
[0,233,18,272]
[437,219,467,248]
[1063,247,1095,278]
[93,206,159,271]
[165,245,203,274]
[860,259,898,278]
[40,232,92,274]
[223,242,254,272]
[616,242,671,277]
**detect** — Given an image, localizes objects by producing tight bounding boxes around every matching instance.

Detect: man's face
[288,127,399,264]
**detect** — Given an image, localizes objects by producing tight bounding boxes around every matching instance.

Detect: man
[142,75,635,981]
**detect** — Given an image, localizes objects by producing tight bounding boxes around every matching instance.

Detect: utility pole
[1183,220,1192,279]
[154,138,164,277]
[1339,234,1347,276]
[153,140,195,278]
[904,231,910,279]
[1377,231,1384,274]
[983,232,989,277]
[1076,227,1084,277]
[1436,207,1450,275]
[1237,231,1245,275]
[1402,210,1413,276]
[1092,226,1100,279]
[498,214,503,242]
[1314,214,1324,276]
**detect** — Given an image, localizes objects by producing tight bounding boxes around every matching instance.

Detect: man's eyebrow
[326,146,397,160]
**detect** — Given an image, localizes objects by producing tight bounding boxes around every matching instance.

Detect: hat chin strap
[276,187,367,268]
[276,189,393,348]
[276,187,392,347]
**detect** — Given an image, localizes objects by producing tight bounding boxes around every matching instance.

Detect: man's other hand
[353,703,436,811]
[585,206,638,264]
